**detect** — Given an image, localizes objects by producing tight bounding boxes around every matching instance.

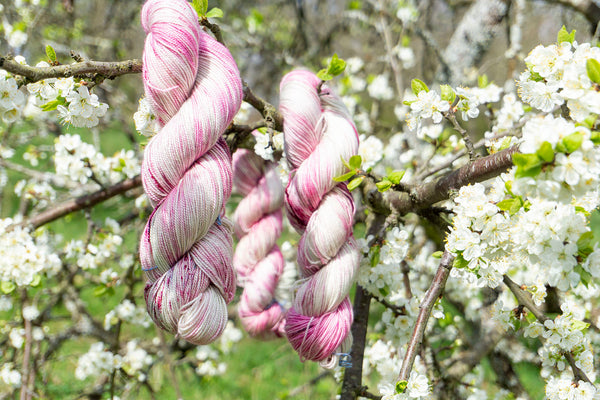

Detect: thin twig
[200,18,225,45]
[445,112,476,160]
[378,9,403,97]
[20,292,33,400]
[398,251,454,382]
[242,81,284,132]
[502,275,593,384]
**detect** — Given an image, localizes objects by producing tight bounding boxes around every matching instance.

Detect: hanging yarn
[138,0,242,345]
[232,147,286,339]
[279,70,361,367]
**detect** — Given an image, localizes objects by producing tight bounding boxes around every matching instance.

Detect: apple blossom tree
[1,0,600,399]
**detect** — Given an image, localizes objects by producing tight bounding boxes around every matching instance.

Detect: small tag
[216,215,222,226]
[337,353,352,368]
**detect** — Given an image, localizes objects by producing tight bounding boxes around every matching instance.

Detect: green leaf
[1,281,16,294]
[591,131,600,145]
[370,245,380,267]
[411,78,429,95]
[376,179,392,192]
[333,170,357,182]
[317,69,333,81]
[30,274,42,288]
[93,285,107,297]
[349,0,361,10]
[557,25,576,44]
[387,170,405,185]
[347,176,364,191]
[395,380,408,394]
[349,155,362,170]
[327,53,346,77]
[577,231,595,257]
[586,58,600,84]
[41,99,63,112]
[536,141,554,163]
[562,131,584,153]
[477,74,489,88]
[403,99,415,106]
[341,156,354,170]
[452,253,468,269]
[504,180,514,196]
[205,7,223,18]
[497,197,523,215]
[571,318,590,331]
[582,115,597,129]
[45,44,56,62]
[512,153,542,178]
[432,251,443,258]
[440,84,456,103]
[192,0,208,16]
[555,140,567,153]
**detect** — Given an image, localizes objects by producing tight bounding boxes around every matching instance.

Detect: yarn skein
[139,0,242,345]
[232,148,286,339]
[279,70,361,368]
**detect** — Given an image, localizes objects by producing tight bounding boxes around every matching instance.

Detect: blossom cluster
[364,340,431,399]
[133,96,158,137]
[26,63,109,128]
[0,72,26,123]
[104,299,152,330]
[75,340,152,382]
[14,179,56,210]
[194,321,242,377]
[0,218,61,287]
[518,40,600,120]
[54,133,140,186]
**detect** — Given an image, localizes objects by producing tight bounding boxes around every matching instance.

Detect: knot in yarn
[232,148,286,339]
[279,70,360,367]
[139,0,242,345]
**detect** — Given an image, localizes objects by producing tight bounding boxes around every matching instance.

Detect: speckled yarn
[232,148,286,339]
[279,70,360,367]
[138,0,243,345]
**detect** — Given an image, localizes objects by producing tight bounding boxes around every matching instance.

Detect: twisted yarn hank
[232,147,286,339]
[279,70,360,367]
[139,0,242,345]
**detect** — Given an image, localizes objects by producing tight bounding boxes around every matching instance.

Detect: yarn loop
[280,70,360,366]
[139,0,242,345]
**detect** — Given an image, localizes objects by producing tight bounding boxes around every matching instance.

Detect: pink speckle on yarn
[280,70,360,366]
[139,0,242,345]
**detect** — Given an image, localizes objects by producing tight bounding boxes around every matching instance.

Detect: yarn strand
[280,70,360,367]
[232,148,286,339]
[139,0,242,345]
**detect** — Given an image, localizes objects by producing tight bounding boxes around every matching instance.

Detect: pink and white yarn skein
[138,0,243,345]
[280,70,361,367]
[232,148,286,339]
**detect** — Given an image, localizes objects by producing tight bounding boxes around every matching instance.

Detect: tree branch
[341,212,386,400]
[398,250,454,382]
[363,145,518,216]
[0,56,142,84]
[17,175,141,230]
